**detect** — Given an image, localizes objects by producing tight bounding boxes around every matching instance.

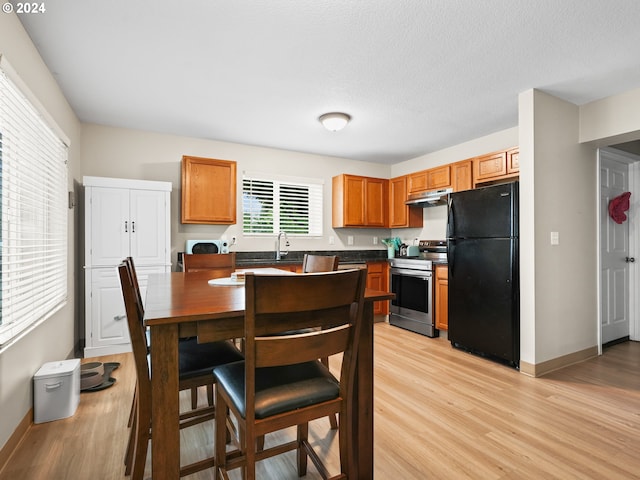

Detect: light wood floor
[1,322,639,479]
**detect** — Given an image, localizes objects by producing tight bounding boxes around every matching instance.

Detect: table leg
[151,323,181,479]
[351,301,374,479]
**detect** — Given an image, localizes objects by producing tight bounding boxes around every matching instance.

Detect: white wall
[519,89,598,366]
[391,127,519,177]
[0,13,81,452]
[580,87,640,145]
[518,87,640,368]
[81,124,521,262]
[80,124,392,265]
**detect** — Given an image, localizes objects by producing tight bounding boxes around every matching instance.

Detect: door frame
[630,159,640,343]
[597,147,640,354]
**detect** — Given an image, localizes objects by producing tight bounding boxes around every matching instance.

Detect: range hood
[405,188,452,207]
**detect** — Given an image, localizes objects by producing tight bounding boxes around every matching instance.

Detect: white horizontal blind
[242,172,323,236]
[0,63,68,348]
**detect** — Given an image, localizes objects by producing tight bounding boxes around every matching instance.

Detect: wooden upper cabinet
[365,177,388,227]
[507,148,519,174]
[389,176,423,228]
[474,151,507,183]
[427,165,451,190]
[451,160,473,192]
[343,175,366,226]
[333,149,518,229]
[473,147,519,187]
[181,156,236,224]
[408,170,428,194]
[332,174,388,228]
[408,165,451,194]
[408,165,452,194]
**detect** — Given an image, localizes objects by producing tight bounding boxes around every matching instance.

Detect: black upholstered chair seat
[177,339,244,380]
[213,360,339,419]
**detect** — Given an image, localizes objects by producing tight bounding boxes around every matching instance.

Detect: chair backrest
[302,254,339,273]
[183,252,236,277]
[118,263,152,398]
[243,269,367,417]
[124,257,144,316]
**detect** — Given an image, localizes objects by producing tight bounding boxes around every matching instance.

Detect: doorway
[598,147,640,352]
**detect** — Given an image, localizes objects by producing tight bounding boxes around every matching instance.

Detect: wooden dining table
[144,269,394,480]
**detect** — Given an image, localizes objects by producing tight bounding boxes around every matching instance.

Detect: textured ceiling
[16,0,640,164]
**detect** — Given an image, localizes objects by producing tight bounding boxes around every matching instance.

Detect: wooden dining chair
[118,262,244,479]
[302,253,339,273]
[302,253,340,429]
[124,256,214,413]
[183,252,236,275]
[213,269,367,480]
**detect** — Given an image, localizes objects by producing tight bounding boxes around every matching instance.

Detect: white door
[88,186,130,266]
[129,189,168,266]
[600,152,631,344]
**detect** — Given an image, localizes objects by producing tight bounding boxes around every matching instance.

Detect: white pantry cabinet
[83,176,172,357]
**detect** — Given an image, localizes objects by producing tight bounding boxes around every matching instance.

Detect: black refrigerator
[447,182,519,368]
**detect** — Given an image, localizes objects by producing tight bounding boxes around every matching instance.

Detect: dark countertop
[235,249,388,266]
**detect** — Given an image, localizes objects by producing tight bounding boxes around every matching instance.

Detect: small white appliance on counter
[185,239,229,254]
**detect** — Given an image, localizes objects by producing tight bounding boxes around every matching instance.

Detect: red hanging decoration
[608,191,631,224]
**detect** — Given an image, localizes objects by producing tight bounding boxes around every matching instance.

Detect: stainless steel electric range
[389,240,447,337]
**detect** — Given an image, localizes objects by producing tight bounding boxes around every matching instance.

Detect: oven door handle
[390,268,432,279]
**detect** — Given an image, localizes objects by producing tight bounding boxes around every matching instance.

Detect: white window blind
[242,172,323,236]
[0,59,69,348]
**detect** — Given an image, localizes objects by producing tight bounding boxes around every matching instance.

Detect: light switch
[347,235,354,246]
[328,235,335,245]
[550,231,559,245]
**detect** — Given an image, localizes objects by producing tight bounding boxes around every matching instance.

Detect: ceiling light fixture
[319,112,351,132]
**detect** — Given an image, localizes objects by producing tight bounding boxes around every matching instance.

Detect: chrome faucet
[276,231,289,260]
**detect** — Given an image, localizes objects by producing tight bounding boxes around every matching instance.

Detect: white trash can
[33,359,81,424]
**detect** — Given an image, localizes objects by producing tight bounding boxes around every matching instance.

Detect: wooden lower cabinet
[366,261,389,315]
[242,261,389,315]
[435,264,448,331]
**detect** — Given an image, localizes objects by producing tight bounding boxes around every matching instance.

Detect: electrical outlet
[373,237,378,245]
[347,235,354,246]
[550,231,559,245]
[329,235,335,245]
